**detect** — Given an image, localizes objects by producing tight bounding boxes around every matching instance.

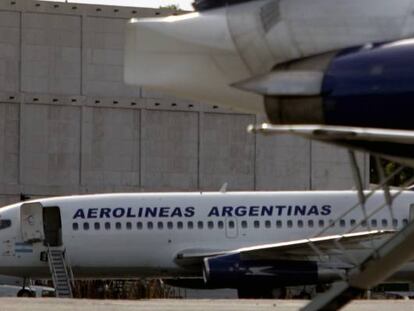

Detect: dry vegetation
[70,280,182,299]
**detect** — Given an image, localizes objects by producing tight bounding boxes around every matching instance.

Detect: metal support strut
[302,218,414,310]
[302,154,414,310]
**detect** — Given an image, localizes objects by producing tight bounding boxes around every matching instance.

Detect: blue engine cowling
[265,39,414,130]
[323,40,414,130]
[203,253,319,289]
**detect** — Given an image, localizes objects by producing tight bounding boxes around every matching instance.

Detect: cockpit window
[0,219,11,230]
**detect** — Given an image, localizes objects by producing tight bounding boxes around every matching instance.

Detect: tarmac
[1,299,414,311]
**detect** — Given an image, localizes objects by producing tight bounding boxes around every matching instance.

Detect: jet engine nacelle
[203,253,340,289]
[263,39,414,130]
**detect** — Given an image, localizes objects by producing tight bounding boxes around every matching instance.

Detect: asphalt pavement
[1,298,414,311]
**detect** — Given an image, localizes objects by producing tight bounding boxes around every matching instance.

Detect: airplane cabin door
[225,217,238,239]
[43,206,62,246]
[20,202,45,243]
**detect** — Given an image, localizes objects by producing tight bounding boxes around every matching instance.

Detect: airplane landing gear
[17,277,35,297]
[17,289,35,297]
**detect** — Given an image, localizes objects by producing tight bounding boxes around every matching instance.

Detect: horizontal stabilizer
[124,11,263,114]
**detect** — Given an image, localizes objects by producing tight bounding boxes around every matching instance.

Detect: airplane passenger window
[147,222,153,230]
[83,223,89,230]
[265,220,271,228]
[94,222,100,230]
[218,221,224,229]
[308,220,314,228]
[208,221,214,229]
[73,223,79,231]
[254,220,260,228]
[381,219,388,227]
[403,218,409,226]
[297,220,303,228]
[168,221,173,229]
[371,219,377,227]
[350,219,356,226]
[116,222,122,230]
[287,220,293,228]
[105,222,110,230]
[318,220,324,228]
[157,222,163,229]
[0,219,11,230]
[187,221,193,229]
[197,221,203,229]
[340,220,346,227]
[228,221,235,229]
[137,222,143,230]
[276,220,282,228]
[177,221,183,229]
[126,222,132,230]
[393,219,398,227]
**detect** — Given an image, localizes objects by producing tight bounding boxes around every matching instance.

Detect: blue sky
[41,0,194,10]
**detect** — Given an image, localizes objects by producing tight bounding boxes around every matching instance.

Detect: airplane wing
[175,230,394,267]
[233,230,394,260]
[248,124,414,145]
[248,123,414,167]
[175,230,395,290]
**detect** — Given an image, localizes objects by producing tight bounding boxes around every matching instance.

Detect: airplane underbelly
[71,266,194,279]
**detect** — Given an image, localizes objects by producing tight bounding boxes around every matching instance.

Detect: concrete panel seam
[0,0,180,19]
[197,111,202,190]
[253,114,257,190]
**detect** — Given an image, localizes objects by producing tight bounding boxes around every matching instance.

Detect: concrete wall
[0,0,368,206]
[141,110,198,191]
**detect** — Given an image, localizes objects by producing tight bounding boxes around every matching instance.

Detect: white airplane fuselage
[0,191,414,281]
[125,0,414,114]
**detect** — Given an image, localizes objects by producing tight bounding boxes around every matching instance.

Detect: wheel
[17,289,35,297]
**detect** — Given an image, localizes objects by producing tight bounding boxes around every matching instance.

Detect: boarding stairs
[47,247,74,298]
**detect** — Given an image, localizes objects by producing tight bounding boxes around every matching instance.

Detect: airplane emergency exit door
[20,202,45,243]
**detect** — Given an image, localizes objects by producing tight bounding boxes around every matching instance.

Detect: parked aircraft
[0,191,413,298]
[124,0,414,166]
